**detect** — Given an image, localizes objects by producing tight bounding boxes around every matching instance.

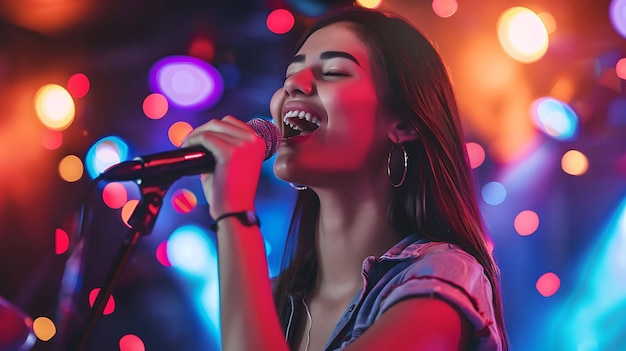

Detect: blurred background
[0,0,625,350]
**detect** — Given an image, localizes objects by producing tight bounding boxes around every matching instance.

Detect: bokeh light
[85,136,129,179]
[482,181,507,205]
[156,240,172,267]
[67,73,90,98]
[33,316,56,341]
[149,55,224,110]
[536,272,561,297]
[561,150,589,176]
[432,0,458,18]
[266,9,295,35]
[171,189,198,214]
[188,36,215,62]
[58,155,83,182]
[102,182,129,209]
[531,97,579,141]
[537,12,557,34]
[121,200,140,228]
[88,288,116,315]
[167,225,216,276]
[616,58,626,80]
[610,0,626,38]
[142,93,168,119]
[35,84,75,131]
[119,334,145,351]
[2,2,625,351]
[466,142,486,169]
[285,0,329,17]
[497,7,549,63]
[55,228,69,255]
[356,0,383,9]
[514,210,540,236]
[41,129,63,150]
[168,121,193,147]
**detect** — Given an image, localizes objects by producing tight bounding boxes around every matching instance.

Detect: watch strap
[210,210,260,232]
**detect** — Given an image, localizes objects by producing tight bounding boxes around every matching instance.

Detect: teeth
[282,110,321,131]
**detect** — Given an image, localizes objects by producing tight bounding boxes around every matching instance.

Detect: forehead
[296,22,371,64]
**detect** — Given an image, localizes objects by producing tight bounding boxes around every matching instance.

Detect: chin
[273,156,309,185]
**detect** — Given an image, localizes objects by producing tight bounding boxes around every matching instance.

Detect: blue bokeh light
[167,224,216,276]
[482,181,507,205]
[531,97,579,141]
[86,136,129,179]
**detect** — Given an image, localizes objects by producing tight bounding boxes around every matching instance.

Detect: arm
[182,116,289,351]
[345,297,471,351]
[214,216,289,351]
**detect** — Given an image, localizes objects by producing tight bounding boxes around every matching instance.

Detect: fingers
[180,115,267,171]
[180,116,266,216]
[182,116,255,148]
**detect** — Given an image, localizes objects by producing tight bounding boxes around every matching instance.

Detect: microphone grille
[248,117,281,160]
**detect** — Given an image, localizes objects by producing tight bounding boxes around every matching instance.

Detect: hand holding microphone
[182,116,278,218]
[101,116,281,219]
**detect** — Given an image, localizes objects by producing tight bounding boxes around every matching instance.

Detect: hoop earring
[387,140,408,188]
[289,182,308,191]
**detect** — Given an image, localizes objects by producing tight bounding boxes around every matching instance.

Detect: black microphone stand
[71,177,175,351]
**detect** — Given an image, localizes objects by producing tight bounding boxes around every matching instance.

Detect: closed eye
[322,71,349,78]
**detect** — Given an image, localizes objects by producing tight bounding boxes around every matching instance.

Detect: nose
[283,69,315,96]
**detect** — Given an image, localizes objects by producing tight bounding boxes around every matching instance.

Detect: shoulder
[405,241,488,287]
[374,241,501,349]
[379,240,492,316]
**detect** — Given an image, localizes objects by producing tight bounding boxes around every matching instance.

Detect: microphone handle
[100,146,215,181]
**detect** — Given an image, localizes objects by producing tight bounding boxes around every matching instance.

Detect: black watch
[210,210,260,231]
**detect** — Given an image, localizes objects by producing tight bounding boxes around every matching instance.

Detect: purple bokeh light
[149,55,224,110]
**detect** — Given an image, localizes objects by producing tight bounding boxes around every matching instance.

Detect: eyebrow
[289,51,361,66]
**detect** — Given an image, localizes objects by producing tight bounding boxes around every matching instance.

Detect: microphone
[99,117,281,182]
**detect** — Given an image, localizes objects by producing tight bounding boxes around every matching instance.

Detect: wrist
[210,210,260,232]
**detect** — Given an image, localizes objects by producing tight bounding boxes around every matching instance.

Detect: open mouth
[283,110,321,138]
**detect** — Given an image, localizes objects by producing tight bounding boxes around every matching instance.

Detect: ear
[388,119,419,143]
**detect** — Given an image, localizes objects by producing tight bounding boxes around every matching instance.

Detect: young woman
[182,7,508,351]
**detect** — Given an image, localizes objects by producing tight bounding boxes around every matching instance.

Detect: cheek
[269,88,285,125]
[327,83,380,135]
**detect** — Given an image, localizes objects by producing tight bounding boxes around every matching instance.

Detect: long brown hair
[272,7,509,349]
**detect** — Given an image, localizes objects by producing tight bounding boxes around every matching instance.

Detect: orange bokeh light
[168,121,193,147]
[121,200,140,227]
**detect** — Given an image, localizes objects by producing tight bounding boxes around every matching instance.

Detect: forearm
[216,217,289,351]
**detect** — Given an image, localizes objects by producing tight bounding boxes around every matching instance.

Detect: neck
[310,182,400,300]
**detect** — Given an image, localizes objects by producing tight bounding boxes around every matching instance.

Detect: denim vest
[286,234,503,350]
